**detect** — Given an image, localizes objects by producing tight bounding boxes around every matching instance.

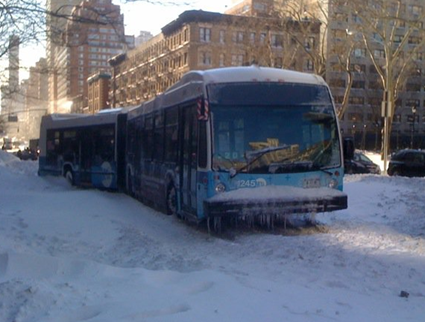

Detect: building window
[183,28,188,42]
[350,64,366,72]
[353,48,366,57]
[304,37,315,50]
[250,32,255,44]
[199,52,212,66]
[373,49,385,58]
[200,27,211,42]
[219,30,225,43]
[219,53,225,67]
[305,59,314,71]
[231,54,244,66]
[352,13,362,23]
[271,34,283,48]
[409,5,423,15]
[409,36,422,45]
[406,99,420,107]
[233,31,244,43]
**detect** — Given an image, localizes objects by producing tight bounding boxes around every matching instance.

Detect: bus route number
[236,178,267,188]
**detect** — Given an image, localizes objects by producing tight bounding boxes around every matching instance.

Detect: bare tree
[343,0,425,169]
[274,0,358,120]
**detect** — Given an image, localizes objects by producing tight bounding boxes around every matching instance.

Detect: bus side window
[165,108,178,162]
[94,127,115,164]
[143,116,154,160]
[153,112,164,162]
[63,130,77,163]
[46,130,61,165]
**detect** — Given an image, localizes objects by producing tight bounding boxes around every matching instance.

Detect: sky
[120,0,231,36]
[1,150,425,322]
[17,0,231,80]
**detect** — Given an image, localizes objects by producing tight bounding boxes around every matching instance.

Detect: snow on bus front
[203,185,347,219]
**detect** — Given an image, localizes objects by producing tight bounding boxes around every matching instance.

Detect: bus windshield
[209,82,341,174]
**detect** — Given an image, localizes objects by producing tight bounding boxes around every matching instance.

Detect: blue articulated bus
[125,66,348,229]
[38,67,348,230]
[38,109,128,190]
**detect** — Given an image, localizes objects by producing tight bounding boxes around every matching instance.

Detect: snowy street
[0,150,424,322]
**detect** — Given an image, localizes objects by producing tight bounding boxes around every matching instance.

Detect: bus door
[179,105,198,214]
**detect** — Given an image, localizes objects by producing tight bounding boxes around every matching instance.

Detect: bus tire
[64,169,75,186]
[166,184,177,216]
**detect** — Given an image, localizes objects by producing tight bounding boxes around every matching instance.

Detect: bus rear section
[38,111,127,190]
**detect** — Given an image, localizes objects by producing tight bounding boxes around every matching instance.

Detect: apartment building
[46,0,132,114]
[327,1,425,150]
[46,0,81,114]
[25,59,49,140]
[279,0,425,150]
[109,10,320,107]
[87,72,111,114]
[65,0,133,113]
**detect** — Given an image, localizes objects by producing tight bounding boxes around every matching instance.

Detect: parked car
[387,149,425,177]
[14,148,38,161]
[345,151,381,175]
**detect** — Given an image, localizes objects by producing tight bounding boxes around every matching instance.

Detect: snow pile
[0,150,424,322]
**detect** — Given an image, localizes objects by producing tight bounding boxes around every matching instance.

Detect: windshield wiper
[269,160,313,174]
[230,145,290,178]
[311,163,335,176]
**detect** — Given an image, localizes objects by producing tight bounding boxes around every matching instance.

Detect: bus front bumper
[203,186,347,218]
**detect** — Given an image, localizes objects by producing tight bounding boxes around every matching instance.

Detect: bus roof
[167,66,327,92]
[129,66,330,118]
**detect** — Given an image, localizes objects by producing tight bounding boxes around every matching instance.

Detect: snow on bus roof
[171,66,327,89]
[46,108,129,121]
[47,113,90,121]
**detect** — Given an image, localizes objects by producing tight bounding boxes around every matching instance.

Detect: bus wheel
[65,169,74,186]
[166,184,177,216]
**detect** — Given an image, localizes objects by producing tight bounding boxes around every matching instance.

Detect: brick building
[109,10,320,107]
[64,0,132,112]
[87,72,111,114]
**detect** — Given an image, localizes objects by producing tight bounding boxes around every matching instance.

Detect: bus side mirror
[343,137,354,160]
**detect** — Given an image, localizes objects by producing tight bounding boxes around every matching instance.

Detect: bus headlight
[215,183,226,193]
[328,178,338,189]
